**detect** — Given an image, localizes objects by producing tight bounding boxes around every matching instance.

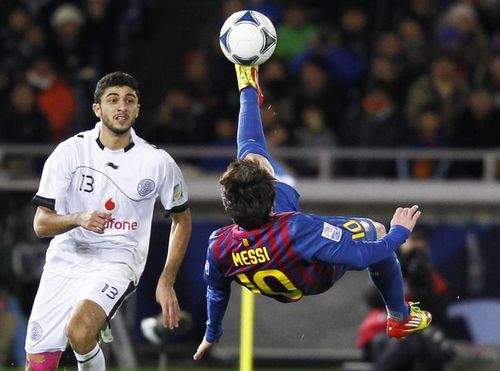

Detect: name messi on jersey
[232,247,271,267]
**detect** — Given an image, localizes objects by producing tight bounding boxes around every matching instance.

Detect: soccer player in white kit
[25,72,192,371]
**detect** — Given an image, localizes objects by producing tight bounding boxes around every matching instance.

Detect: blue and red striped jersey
[205,210,377,303]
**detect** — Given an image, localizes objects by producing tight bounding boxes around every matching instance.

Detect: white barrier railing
[2,145,500,208]
[1,144,499,179]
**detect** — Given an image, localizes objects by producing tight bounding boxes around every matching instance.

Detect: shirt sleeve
[32,140,75,212]
[158,155,189,214]
[204,285,231,343]
[203,238,231,290]
[203,237,232,342]
[292,214,411,269]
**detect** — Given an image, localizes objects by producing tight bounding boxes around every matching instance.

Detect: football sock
[26,351,63,371]
[237,87,268,160]
[369,253,409,321]
[74,343,105,371]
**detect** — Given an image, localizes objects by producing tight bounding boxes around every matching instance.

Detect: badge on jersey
[172,183,183,202]
[321,222,342,242]
[137,178,155,197]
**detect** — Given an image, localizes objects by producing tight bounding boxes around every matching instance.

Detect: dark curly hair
[94,71,140,103]
[219,159,276,230]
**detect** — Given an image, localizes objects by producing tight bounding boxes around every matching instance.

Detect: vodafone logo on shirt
[102,197,138,231]
[104,197,117,212]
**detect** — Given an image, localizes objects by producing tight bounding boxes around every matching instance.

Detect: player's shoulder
[277,211,327,232]
[51,127,96,155]
[274,210,301,222]
[132,135,177,164]
[209,225,233,241]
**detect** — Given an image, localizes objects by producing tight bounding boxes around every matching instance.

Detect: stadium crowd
[144,0,500,179]
[1,0,500,179]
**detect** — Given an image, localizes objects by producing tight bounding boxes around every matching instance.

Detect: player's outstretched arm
[33,206,113,237]
[156,208,192,329]
[312,206,422,269]
[390,205,421,232]
[193,285,231,360]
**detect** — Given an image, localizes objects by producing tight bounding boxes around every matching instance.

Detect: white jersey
[33,123,189,284]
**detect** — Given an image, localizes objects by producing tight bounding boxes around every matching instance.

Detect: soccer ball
[219,10,277,66]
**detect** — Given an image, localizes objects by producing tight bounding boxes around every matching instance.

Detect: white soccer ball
[219,10,277,66]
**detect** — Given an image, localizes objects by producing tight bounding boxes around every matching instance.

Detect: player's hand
[390,205,421,232]
[155,277,180,330]
[78,211,113,234]
[193,337,214,360]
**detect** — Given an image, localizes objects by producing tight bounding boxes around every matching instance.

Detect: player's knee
[66,321,98,354]
[26,352,62,371]
[373,221,387,239]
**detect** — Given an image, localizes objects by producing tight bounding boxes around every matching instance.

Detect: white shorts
[25,269,135,353]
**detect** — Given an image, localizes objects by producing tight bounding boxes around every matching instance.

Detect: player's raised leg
[235,65,268,159]
[369,222,432,339]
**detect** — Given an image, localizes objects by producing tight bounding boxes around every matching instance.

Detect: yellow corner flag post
[239,287,255,371]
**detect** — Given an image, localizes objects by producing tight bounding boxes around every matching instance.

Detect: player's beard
[101,115,136,136]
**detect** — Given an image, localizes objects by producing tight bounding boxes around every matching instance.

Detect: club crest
[137,178,155,197]
[29,321,43,341]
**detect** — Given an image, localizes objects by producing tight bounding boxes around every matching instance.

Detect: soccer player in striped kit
[194,65,431,360]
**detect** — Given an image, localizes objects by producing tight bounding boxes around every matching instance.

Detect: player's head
[92,71,140,135]
[220,158,276,230]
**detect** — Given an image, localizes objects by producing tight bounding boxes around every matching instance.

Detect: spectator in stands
[398,17,429,76]
[406,54,469,134]
[398,0,437,38]
[291,58,345,136]
[83,0,120,74]
[0,81,51,143]
[453,88,500,148]
[294,105,336,177]
[368,56,405,106]
[199,116,235,173]
[18,23,47,68]
[485,55,500,109]
[274,2,316,63]
[0,7,32,78]
[26,55,77,141]
[451,88,500,178]
[402,105,450,179]
[332,6,370,88]
[260,58,293,124]
[438,3,489,85]
[396,17,430,101]
[48,3,91,79]
[291,7,369,90]
[340,84,408,178]
[146,88,204,145]
[181,50,218,121]
[358,231,454,371]
[374,32,403,62]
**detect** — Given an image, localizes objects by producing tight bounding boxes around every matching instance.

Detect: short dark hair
[220,159,276,230]
[94,71,140,103]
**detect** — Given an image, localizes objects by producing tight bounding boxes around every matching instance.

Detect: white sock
[74,343,105,371]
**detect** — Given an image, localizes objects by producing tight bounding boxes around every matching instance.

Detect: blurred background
[1,0,500,370]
